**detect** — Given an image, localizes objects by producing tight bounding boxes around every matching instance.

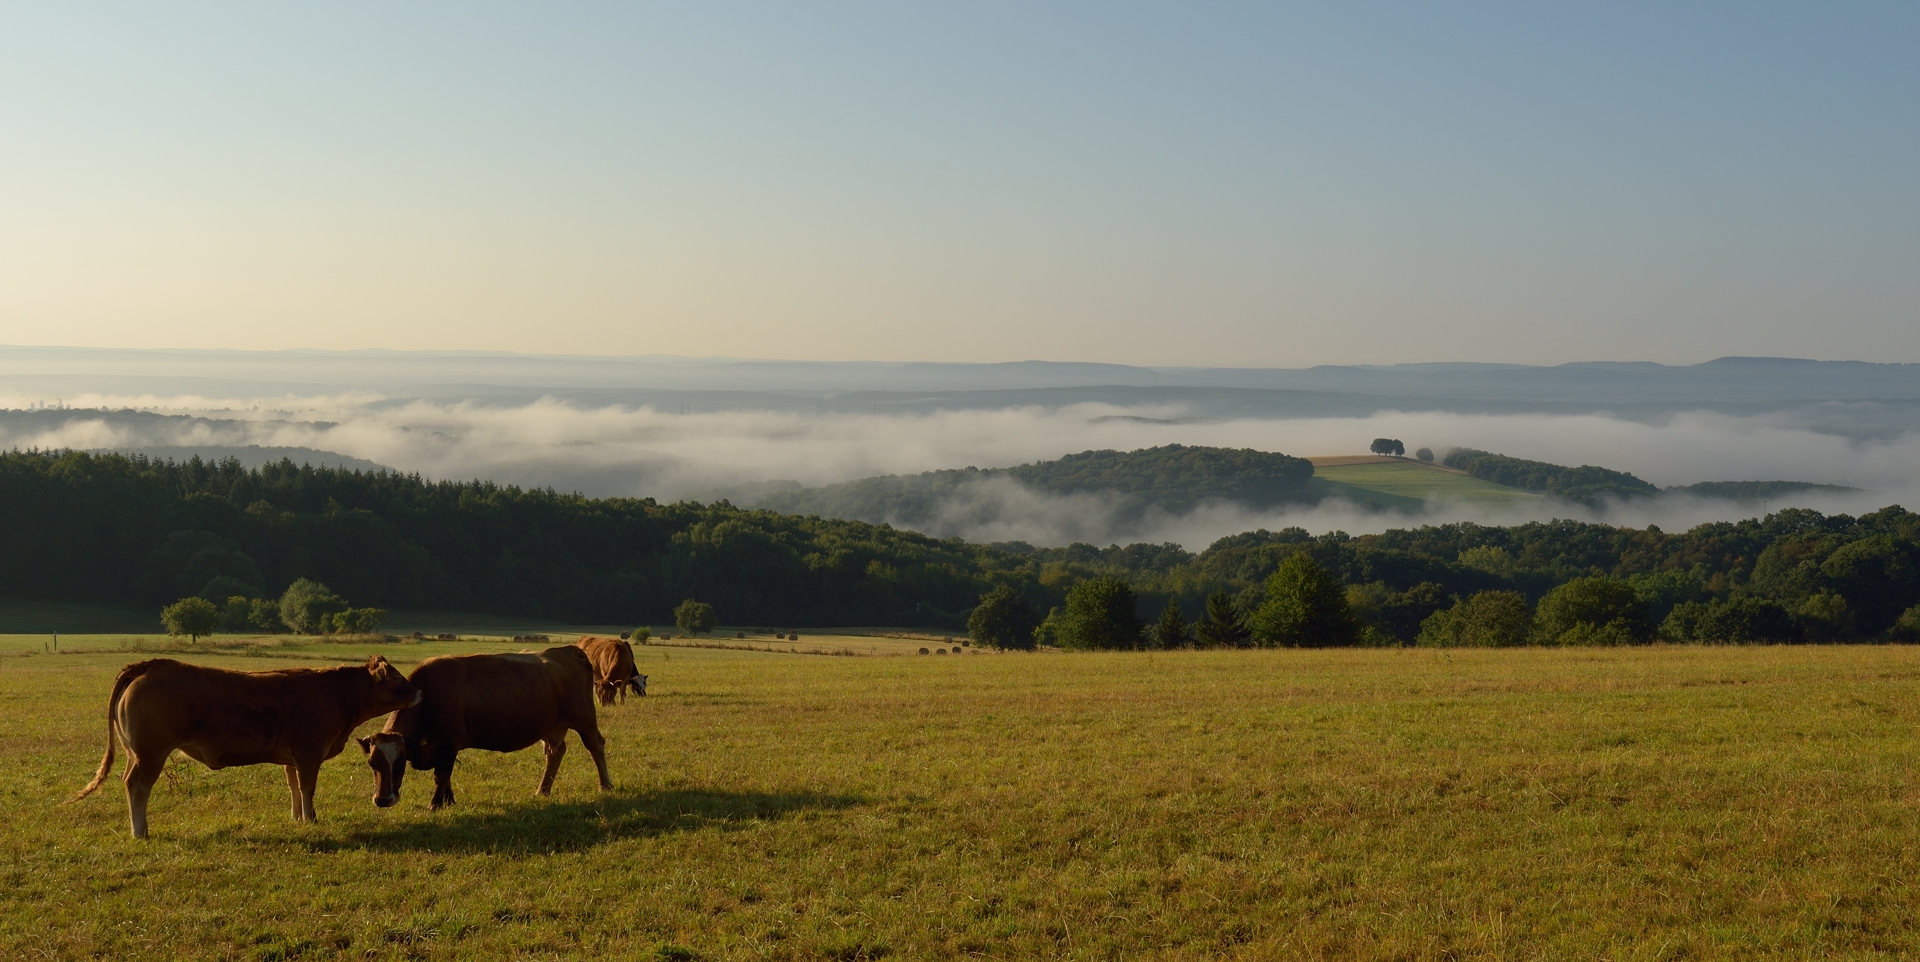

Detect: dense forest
[3,450,1917,644]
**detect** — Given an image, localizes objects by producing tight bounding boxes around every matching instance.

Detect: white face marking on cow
[380,740,402,765]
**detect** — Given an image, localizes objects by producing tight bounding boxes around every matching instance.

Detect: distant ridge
[91,445,390,473]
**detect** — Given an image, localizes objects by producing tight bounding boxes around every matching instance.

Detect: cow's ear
[357,735,372,754]
[367,656,389,679]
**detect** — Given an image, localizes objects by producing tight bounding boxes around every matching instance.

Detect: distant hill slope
[1309,459,1544,507]
[1443,448,1660,505]
[1667,480,1861,502]
[90,445,391,473]
[754,444,1315,524]
[1442,448,1861,507]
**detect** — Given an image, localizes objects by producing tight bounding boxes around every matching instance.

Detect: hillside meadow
[4,637,1920,959]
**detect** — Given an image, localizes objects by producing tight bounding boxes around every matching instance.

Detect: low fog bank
[1,394,1916,548]
[904,479,1904,550]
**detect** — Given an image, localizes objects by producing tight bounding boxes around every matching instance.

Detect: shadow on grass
[310,787,865,854]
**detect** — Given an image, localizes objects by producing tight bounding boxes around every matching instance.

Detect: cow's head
[357,731,408,807]
[364,655,423,712]
[629,674,648,697]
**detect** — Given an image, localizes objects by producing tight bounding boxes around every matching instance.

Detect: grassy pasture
[6,639,1920,959]
[1312,460,1543,508]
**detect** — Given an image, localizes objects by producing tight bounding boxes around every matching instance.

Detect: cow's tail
[70,661,151,801]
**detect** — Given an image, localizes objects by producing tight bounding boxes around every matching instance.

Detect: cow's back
[404,650,595,755]
[119,659,359,767]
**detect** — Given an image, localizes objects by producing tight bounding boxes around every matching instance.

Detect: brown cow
[72,655,420,839]
[575,635,647,705]
[358,645,611,810]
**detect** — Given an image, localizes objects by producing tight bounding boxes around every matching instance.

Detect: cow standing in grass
[359,645,611,810]
[575,635,647,705]
[72,656,421,839]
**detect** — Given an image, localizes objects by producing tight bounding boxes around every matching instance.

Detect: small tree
[1414,447,1434,463]
[1250,554,1358,647]
[674,599,718,635]
[161,597,220,643]
[1532,577,1651,645]
[1153,598,1190,649]
[1056,578,1143,650]
[1369,438,1405,457]
[631,626,652,644]
[331,608,388,635]
[1194,590,1250,648]
[1417,591,1532,647]
[219,595,253,632]
[248,598,287,633]
[967,585,1039,650]
[279,578,349,635]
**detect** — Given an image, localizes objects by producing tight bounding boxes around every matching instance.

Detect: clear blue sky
[1,3,1915,365]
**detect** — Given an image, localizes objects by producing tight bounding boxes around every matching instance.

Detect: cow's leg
[537,728,568,796]
[430,753,456,810]
[283,764,302,819]
[293,756,323,822]
[576,720,613,790]
[123,752,164,840]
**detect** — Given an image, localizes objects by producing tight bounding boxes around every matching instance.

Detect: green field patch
[13,643,1920,957]
[1315,461,1543,507]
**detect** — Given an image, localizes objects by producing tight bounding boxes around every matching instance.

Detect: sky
[2,3,1916,366]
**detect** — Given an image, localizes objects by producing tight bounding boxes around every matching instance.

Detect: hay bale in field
[918,647,929,655]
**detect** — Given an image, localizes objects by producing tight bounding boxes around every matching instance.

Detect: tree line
[4,450,1918,646]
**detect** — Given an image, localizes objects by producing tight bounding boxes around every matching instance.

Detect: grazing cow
[575,635,647,705]
[72,655,420,839]
[359,646,611,810]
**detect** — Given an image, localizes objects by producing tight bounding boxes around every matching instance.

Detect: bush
[674,599,718,635]
[1414,447,1434,463]
[631,626,651,644]
[1891,605,1920,642]
[279,578,349,635]
[328,607,388,634]
[1793,590,1856,641]
[1533,577,1651,645]
[967,585,1038,650]
[248,598,287,633]
[1056,578,1143,650]
[219,595,254,632]
[1662,597,1799,643]
[1250,554,1358,647]
[1417,591,1532,647]
[160,597,220,642]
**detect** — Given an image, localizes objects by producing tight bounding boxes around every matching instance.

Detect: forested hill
[1443,448,1661,504]
[4,449,1919,642]
[754,444,1316,525]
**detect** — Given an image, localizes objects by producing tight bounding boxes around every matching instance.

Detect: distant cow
[359,646,611,810]
[575,635,647,705]
[73,656,420,839]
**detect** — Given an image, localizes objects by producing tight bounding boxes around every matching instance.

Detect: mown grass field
[6,636,1920,959]
[1312,460,1542,508]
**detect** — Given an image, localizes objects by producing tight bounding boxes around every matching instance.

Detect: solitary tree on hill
[1369,438,1406,457]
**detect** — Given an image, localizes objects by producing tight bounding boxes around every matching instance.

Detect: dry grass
[4,639,1920,959]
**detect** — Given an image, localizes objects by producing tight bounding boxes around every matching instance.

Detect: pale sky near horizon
[1,3,1916,366]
